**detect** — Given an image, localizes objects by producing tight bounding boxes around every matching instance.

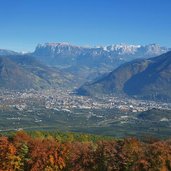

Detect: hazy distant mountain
[33,42,169,67]
[0,55,74,90]
[32,43,170,83]
[77,51,171,102]
[0,49,18,56]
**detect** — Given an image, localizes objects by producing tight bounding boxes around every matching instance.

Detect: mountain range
[77,51,171,102]
[33,43,169,66]
[32,43,170,82]
[0,43,171,102]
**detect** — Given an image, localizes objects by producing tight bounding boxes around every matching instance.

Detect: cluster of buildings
[0,89,170,113]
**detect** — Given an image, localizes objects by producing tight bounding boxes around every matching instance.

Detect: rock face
[33,43,169,68]
[77,51,171,102]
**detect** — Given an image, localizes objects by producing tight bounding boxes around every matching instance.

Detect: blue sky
[0,0,171,52]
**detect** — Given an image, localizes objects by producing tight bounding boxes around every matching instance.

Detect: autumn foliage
[0,131,171,171]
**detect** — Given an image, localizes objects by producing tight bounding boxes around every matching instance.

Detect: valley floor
[0,88,171,138]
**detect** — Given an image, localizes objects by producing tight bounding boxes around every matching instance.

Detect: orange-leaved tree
[0,136,22,171]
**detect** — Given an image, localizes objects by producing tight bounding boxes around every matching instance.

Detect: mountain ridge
[0,49,19,56]
[77,51,171,102]
[0,43,170,92]
[33,43,170,66]
[32,42,170,84]
[0,55,74,90]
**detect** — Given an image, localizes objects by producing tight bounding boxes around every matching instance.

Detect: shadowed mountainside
[77,51,171,102]
[0,55,74,90]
